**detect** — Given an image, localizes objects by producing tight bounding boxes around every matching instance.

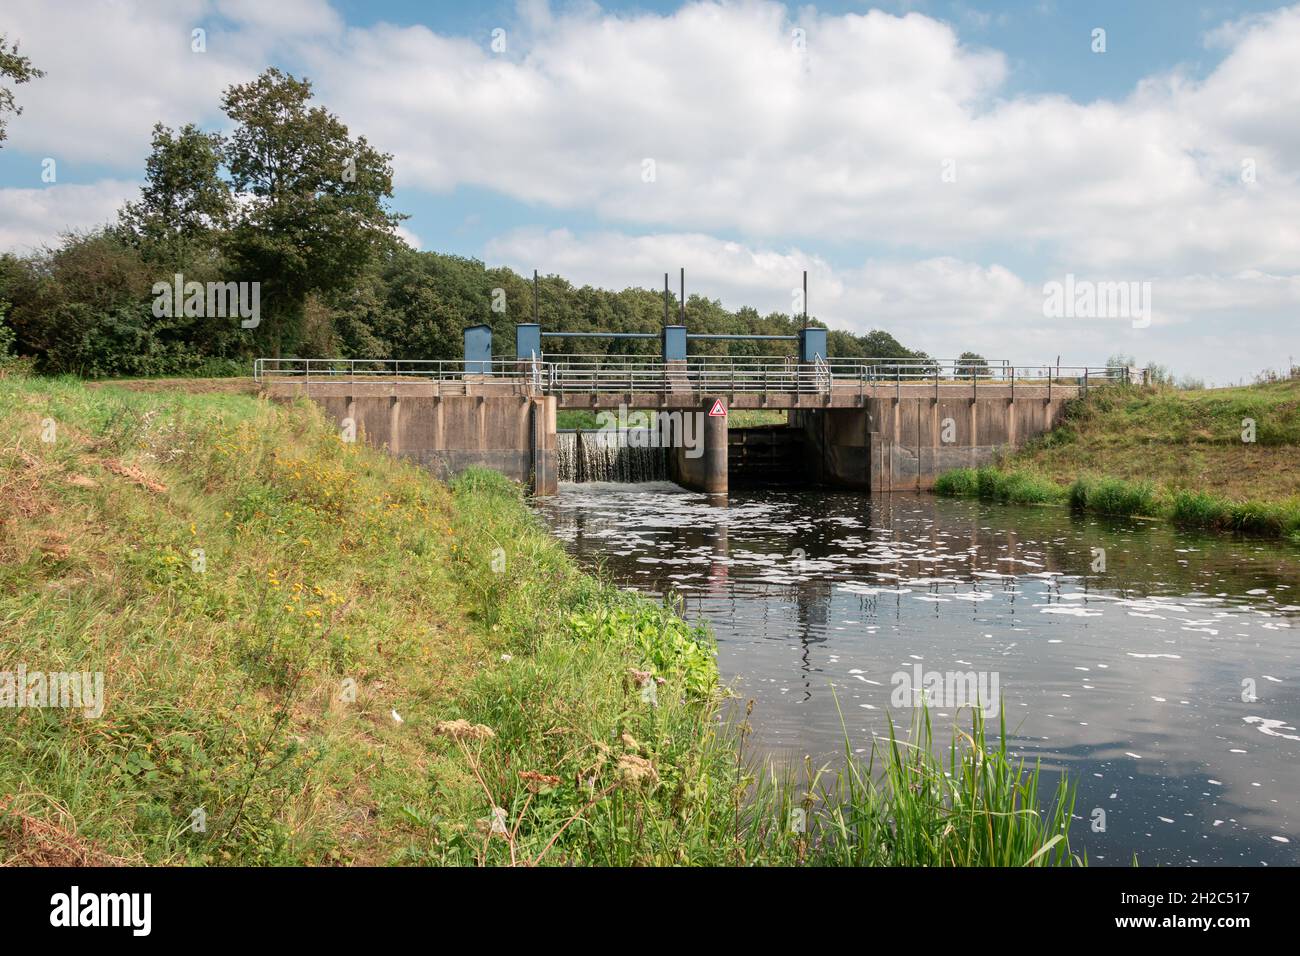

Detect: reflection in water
[534,485,1300,867]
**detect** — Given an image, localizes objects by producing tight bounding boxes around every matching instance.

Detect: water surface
[534,485,1300,866]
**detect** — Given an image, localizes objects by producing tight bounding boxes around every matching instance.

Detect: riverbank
[934,380,1300,542]
[1,371,1076,865]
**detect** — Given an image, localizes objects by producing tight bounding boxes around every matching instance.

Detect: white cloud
[215,0,344,37]
[485,226,1300,382]
[297,1,1300,277]
[394,224,423,249]
[1,0,266,168]
[0,180,137,252]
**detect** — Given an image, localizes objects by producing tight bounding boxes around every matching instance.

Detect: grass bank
[0,371,1076,866]
[934,380,1300,542]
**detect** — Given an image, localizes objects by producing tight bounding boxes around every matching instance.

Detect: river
[533,483,1300,866]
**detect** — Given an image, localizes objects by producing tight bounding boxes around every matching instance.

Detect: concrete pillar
[968,399,978,468]
[703,398,728,495]
[531,396,558,496]
[388,397,401,455]
[672,400,728,494]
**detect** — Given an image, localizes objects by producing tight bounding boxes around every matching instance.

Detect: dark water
[533,484,1300,866]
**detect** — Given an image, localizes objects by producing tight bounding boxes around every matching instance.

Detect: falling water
[556,430,668,483]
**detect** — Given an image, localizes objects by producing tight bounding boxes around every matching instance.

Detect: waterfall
[556,430,668,483]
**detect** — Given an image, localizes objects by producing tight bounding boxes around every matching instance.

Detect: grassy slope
[936,380,1300,539]
[1,372,1077,866]
[1016,379,1300,501]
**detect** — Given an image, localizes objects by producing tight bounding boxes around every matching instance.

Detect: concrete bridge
[258,349,1128,497]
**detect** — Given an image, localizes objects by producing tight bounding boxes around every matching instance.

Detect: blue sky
[2,0,1298,381]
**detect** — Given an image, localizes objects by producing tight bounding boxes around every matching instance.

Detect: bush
[934,466,1063,505]
[933,468,978,496]
[1170,490,1230,529]
[1069,475,1158,517]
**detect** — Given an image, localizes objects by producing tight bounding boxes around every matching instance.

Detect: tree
[117,123,231,268]
[0,34,42,146]
[956,351,991,377]
[0,296,15,358]
[3,231,154,375]
[858,329,921,360]
[221,68,403,355]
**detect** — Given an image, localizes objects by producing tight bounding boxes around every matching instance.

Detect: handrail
[254,357,1139,393]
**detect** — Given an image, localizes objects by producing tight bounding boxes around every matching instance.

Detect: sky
[1,0,1298,383]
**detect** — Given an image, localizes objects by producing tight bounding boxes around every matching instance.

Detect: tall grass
[1170,489,1300,539]
[1067,475,1159,518]
[934,466,1063,506]
[722,705,1077,866]
[938,466,1299,542]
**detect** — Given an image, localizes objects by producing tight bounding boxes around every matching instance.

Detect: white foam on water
[1244,716,1300,742]
[1040,606,1103,617]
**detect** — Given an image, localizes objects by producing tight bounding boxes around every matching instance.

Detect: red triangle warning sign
[708,399,727,418]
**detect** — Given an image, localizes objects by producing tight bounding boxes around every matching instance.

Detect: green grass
[1067,475,1160,518]
[1169,489,1300,537]
[0,371,1079,866]
[935,467,1064,506]
[935,381,1300,541]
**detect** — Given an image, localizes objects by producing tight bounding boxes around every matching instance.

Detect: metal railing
[253,357,528,383]
[255,356,1138,395]
[540,359,853,394]
[866,363,1126,384]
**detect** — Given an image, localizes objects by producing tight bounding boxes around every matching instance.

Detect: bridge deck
[261,377,1087,408]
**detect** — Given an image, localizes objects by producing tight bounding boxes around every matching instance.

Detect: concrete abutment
[268,381,558,495]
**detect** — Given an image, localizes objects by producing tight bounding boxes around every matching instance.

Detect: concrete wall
[276,384,557,494]
[794,394,1073,491]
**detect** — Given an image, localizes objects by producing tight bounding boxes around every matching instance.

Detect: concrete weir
[264,380,558,495]
[265,377,1084,497]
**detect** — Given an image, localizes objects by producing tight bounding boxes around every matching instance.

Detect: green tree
[956,351,991,377]
[221,68,403,355]
[0,297,16,357]
[0,34,42,146]
[117,123,231,268]
[858,329,921,360]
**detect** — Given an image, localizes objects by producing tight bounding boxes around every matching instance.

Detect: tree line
[0,63,941,377]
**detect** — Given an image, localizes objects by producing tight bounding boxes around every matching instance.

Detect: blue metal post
[516,323,541,360]
[663,325,687,361]
[799,327,827,363]
[464,324,493,375]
